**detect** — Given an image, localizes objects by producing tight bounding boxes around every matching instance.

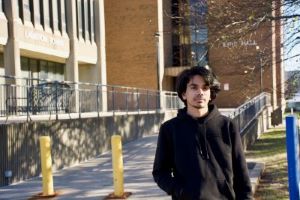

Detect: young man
[152,67,252,200]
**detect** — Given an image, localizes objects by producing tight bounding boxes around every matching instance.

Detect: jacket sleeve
[152,122,182,197]
[229,120,253,200]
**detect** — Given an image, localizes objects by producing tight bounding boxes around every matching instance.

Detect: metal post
[111,135,124,196]
[112,87,115,113]
[125,88,128,112]
[285,115,300,200]
[256,45,263,93]
[96,84,99,117]
[55,82,58,120]
[136,89,140,111]
[39,136,55,196]
[147,90,149,111]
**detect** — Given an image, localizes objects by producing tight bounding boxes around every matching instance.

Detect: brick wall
[105,0,159,90]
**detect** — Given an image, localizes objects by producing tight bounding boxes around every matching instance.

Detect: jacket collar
[177,104,220,123]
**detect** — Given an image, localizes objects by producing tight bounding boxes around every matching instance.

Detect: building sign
[24,30,65,47]
[222,39,257,48]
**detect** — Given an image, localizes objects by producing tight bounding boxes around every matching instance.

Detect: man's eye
[203,86,210,90]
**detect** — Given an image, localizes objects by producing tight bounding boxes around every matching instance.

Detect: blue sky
[284,3,300,71]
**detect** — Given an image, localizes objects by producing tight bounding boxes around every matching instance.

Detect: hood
[177,104,220,122]
[176,104,220,160]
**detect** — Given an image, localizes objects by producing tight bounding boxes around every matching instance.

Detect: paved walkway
[0,134,262,200]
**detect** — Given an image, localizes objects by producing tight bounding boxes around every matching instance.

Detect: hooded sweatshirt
[152,104,253,200]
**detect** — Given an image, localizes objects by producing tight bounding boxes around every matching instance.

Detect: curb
[249,162,265,194]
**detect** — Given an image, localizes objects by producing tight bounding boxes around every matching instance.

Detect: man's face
[182,75,211,109]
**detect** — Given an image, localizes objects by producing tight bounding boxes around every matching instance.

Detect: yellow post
[111,135,124,196]
[39,136,54,196]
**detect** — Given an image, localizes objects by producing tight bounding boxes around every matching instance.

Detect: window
[57,0,62,32]
[39,0,44,27]
[18,0,24,22]
[171,0,208,66]
[88,0,95,42]
[29,0,34,23]
[21,57,65,83]
[49,0,53,31]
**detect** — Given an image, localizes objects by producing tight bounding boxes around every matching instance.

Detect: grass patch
[246,129,289,200]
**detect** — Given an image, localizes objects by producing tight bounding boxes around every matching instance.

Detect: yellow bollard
[39,136,55,196]
[111,135,124,196]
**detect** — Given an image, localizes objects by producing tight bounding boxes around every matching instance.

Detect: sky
[283,3,300,71]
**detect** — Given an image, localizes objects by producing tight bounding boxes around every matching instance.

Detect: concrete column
[66,0,79,112]
[42,0,51,32]
[157,0,165,110]
[32,0,43,29]
[95,0,107,111]
[90,0,95,42]
[83,0,90,41]
[59,0,67,36]
[4,0,22,81]
[77,0,83,40]
[4,0,22,114]
[50,0,59,34]
[23,0,31,22]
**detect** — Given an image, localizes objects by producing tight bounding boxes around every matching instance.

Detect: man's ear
[182,92,187,100]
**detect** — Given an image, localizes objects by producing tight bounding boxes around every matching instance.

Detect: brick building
[0,0,284,109]
[105,0,284,109]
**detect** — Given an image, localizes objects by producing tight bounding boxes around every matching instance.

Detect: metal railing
[0,76,182,118]
[0,75,270,131]
[230,92,271,133]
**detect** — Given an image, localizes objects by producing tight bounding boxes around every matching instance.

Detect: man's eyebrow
[187,83,197,86]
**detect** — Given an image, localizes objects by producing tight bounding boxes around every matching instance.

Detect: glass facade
[172,0,208,66]
[21,57,65,85]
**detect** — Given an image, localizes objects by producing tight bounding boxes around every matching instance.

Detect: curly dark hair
[176,66,221,106]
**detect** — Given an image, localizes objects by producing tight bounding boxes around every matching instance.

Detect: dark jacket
[152,105,253,200]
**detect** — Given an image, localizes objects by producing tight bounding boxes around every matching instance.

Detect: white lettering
[24,30,65,47]
[222,39,257,48]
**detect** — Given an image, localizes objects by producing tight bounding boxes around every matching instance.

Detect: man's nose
[197,88,204,95]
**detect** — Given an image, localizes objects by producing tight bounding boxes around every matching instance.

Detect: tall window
[88,0,95,42]
[190,0,208,66]
[39,0,44,27]
[18,0,24,22]
[57,0,62,32]
[29,0,34,23]
[171,0,208,66]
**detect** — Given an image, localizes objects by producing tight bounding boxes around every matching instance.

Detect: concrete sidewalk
[0,134,262,200]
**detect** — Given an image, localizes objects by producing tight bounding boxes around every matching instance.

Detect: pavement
[0,134,264,200]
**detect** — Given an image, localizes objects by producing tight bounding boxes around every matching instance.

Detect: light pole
[256,45,263,93]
